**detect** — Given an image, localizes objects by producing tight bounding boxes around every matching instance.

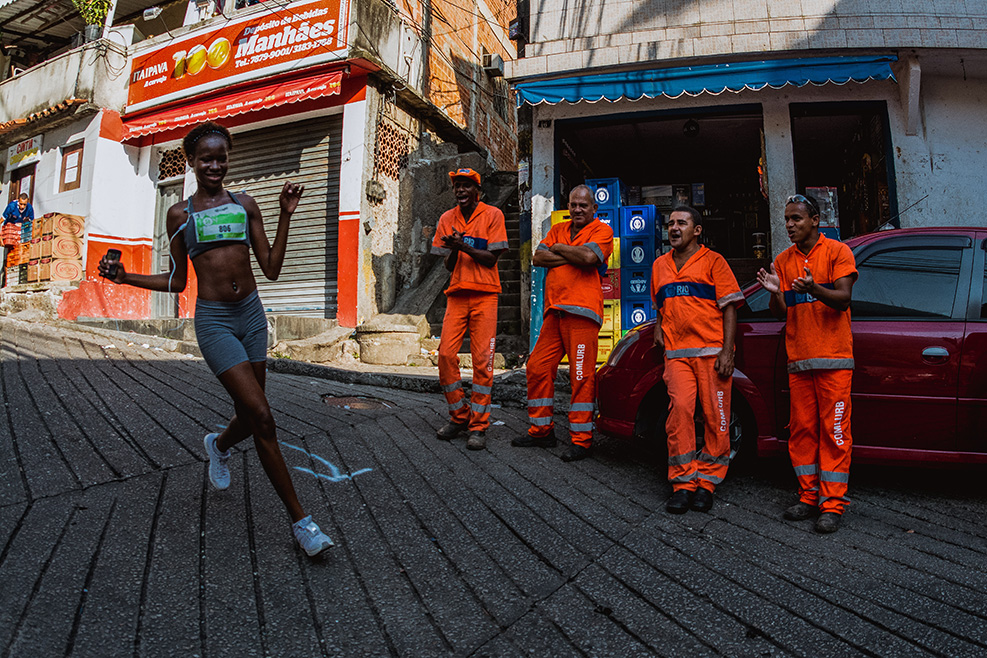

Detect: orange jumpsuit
[431,201,509,432]
[774,234,858,514]
[652,246,744,493]
[527,218,614,447]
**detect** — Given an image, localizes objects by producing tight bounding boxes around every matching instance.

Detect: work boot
[466,431,487,451]
[560,444,591,462]
[666,489,694,514]
[436,420,468,441]
[784,502,819,521]
[691,488,714,512]
[512,430,557,448]
[815,512,842,534]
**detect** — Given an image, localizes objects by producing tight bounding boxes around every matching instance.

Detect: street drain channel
[321,394,392,410]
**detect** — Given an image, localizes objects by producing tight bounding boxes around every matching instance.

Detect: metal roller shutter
[226,114,343,317]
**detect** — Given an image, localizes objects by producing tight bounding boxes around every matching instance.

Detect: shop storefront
[520,55,899,289]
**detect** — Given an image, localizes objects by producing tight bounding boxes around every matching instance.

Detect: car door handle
[922,346,950,360]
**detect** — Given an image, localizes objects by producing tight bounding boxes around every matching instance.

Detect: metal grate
[157,147,187,181]
[373,118,409,181]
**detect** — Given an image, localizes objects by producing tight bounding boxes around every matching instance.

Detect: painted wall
[511,0,987,79]
[0,39,129,121]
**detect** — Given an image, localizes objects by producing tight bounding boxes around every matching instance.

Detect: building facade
[1,0,517,333]
[508,0,987,337]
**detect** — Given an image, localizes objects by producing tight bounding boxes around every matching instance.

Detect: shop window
[158,147,187,181]
[373,117,409,181]
[791,102,895,239]
[59,143,83,192]
[852,246,962,318]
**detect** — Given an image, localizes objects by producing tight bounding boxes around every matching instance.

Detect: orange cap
[449,167,481,186]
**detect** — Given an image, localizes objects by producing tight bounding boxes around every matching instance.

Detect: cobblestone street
[1,317,986,657]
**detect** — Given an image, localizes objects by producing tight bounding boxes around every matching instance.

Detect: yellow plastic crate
[601,300,621,334]
[551,209,570,225]
[609,237,620,269]
[597,336,615,364]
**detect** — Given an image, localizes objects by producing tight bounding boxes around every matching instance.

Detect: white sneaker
[292,516,334,556]
[204,433,230,490]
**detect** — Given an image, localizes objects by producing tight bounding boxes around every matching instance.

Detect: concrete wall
[510,0,987,79]
[0,39,129,121]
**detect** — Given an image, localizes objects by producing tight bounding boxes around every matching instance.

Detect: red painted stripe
[336,215,359,327]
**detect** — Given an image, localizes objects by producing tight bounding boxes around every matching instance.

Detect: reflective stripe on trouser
[788,369,853,514]
[438,292,499,432]
[663,356,732,493]
[526,311,599,447]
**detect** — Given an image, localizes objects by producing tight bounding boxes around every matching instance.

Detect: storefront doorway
[555,104,769,284]
[790,101,896,238]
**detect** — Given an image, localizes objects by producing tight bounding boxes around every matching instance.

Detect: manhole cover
[321,395,391,410]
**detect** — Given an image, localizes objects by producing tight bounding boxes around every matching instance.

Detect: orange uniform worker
[757,193,857,534]
[652,206,744,514]
[430,168,508,450]
[514,184,613,462]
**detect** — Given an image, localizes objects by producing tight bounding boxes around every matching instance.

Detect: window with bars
[157,147,187,181]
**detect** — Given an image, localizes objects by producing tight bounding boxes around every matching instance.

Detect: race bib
[195,205,247,243]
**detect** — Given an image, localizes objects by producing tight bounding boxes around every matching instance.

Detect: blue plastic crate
[621,236,656,268]
[586,178,625,210]
[622,298,656,329]
[620,267,651,299]
[620,206,656,239]
[594,208,618,235]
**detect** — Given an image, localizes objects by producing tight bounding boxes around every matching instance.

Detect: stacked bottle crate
[618,204,658,332]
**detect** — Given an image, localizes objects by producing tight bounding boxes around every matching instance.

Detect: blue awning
[515,55,897,106]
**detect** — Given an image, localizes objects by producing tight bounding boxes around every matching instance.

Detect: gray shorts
[194,290,268,376]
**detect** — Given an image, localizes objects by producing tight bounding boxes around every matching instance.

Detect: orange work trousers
[526,311,599,447]
[663,356,732,493]
[788,369,852,514]
[438,292,498,432]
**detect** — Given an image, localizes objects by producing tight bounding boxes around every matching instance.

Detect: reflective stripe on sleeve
[471,384,492,395]
[586,242,605,264]
[569,422,594,432]
[528,398,554,407]
[717,291,746,308]
[471,402,491,414]
[530,416,553,426]
[570,402,595,412]
[488,241,509,251]
[448,399,467,411]
[793,464,818,476]
[820,470,850,483]
[442,381,463,393]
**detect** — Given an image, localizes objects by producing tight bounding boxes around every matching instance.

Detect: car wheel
[694,406,746,464]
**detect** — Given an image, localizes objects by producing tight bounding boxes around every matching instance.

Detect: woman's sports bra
[183,191,251,259]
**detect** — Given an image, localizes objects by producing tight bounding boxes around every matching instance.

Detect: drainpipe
[101,0,120,39]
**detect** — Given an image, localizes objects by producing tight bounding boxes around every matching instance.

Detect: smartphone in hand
[103,249,122,278]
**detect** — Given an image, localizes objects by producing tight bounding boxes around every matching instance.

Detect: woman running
[99,121,333,556]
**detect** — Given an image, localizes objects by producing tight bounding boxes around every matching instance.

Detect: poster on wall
[7,135,42,171]
[127,0,350,113]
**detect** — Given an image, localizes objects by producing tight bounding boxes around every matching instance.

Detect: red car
[596,227,987,465]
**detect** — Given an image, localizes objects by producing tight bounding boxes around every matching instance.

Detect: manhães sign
[7,135,42,170]
[127,0,350,112]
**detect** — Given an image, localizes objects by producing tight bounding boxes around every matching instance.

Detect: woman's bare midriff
[191,244,258,302]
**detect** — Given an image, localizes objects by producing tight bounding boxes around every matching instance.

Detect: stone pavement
[1,317,986,657]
